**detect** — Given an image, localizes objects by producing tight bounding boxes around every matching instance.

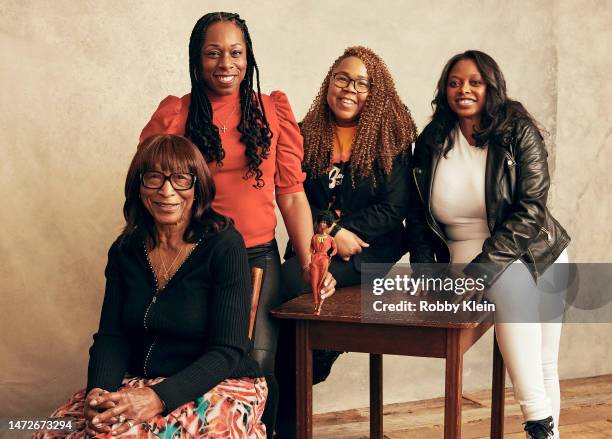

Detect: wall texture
[1,0,610,418]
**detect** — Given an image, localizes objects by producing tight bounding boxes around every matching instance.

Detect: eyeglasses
[140,171,196,191]
[332,73,372,93]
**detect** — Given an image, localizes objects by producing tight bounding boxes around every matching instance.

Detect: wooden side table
[271,286,506,439]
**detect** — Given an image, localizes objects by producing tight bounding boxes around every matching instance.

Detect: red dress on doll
[309,232,337,314]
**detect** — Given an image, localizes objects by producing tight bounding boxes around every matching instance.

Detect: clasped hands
[84,386,164,436]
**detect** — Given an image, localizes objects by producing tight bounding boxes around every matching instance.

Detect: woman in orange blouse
[139,12,336,437]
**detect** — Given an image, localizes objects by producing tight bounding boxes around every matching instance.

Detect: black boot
[523,416,555,438]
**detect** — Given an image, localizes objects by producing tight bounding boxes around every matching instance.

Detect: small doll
[309,211,338,314]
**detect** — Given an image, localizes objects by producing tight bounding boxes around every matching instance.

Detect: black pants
[247,240,283,439]
[275,254,362,438]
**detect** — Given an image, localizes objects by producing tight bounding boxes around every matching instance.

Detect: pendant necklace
[215,104,238,134]
[158,245,186,282]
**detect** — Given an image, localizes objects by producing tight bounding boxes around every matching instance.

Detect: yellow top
[332,125,357,163]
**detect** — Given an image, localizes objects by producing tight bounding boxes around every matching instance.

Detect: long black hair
[186,12,272,188]
[430,50,543,155]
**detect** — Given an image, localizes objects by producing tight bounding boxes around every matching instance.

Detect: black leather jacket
[406,117,570,286]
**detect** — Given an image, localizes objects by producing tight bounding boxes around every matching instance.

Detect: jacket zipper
[143,336,158,377]
[142,243,161,378]
[412,167,450,256]
[143,291,161,377]
[540,226,552,241]
[527,247,540,279]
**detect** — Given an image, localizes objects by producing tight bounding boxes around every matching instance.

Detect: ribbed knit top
[432,127,490,241]
[86,226,261,412]
[431,127,490,263]
[139,90,306,248]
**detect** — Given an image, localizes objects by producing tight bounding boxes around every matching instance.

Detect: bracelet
[329,224,342,237]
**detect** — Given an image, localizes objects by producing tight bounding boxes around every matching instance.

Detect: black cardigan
[86,226,261,412]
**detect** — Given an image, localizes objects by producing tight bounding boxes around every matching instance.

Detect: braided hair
[301,46,417,188]
[186,12,272,188]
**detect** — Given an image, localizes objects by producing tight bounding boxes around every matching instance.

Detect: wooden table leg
[490,328,505,439]
[444,329,463,439]
[295,320,312,439]
[369,353,383,439]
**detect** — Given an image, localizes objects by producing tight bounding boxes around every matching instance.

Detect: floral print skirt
[32,376,267,438]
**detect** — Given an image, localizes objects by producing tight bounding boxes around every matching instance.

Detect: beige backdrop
[1,0,611,420]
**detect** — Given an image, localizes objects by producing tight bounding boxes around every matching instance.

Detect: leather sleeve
[464,119,550,286]
[405,137,437,263]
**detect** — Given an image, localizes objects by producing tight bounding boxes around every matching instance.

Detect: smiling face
[200,21,247,96]
[140,166,195,228]
[326,56,369,126]
[446,58,487,125]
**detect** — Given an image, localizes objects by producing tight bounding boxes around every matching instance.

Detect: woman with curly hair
[138,12,335,437]
[276,46,423,437]
[409,50,570,438]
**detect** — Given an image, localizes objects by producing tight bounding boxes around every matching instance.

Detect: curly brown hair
[301,46,417,187]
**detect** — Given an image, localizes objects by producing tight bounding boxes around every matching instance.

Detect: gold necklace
[158,245,186,282]
[214,104,238,134]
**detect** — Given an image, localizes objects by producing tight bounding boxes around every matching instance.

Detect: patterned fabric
[32,376,267,439]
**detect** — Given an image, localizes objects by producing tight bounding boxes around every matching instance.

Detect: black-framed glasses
[332,73,372,93]
[140,171,196,191]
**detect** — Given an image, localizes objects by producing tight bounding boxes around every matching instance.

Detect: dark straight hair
[120,134,230,247]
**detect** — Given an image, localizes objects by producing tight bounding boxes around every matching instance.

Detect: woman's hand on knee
[84,388,116,435]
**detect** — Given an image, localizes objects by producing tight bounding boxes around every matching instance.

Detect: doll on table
[310,211,338,314]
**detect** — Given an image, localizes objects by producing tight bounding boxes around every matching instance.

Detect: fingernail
[90,399,97,406]
[92,418,98,424]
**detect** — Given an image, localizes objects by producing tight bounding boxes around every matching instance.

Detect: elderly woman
[409,50,570,438]
[35,135,266,438]
[277,46,421,437]
[139,13,335,435]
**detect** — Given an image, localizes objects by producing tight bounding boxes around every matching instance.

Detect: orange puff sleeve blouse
[140,91,305,248]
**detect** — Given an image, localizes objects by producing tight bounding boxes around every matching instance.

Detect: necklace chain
[158,245,186,282]
[214,104,238,134]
